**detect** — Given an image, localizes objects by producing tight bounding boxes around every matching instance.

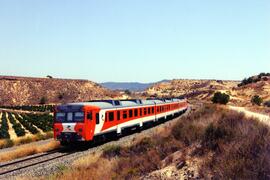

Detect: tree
[58,93,64,100]
[212,92,230,105]
[124,89,131,96]
[40,96,47,105]
[251,95,263,106]
[46,75,53,79]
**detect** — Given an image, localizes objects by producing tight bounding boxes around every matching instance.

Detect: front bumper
[57,132,84,142]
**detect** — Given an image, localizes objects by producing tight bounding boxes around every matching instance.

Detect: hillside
[147,77,270,106]
[147,79,238,100]
[233,79,270,105]
[0,76,114,106]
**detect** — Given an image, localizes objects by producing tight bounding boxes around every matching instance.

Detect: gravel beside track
[1,107,192,180]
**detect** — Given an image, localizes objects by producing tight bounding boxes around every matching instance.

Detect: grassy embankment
[0,140,59,162]
[0,132,54,149]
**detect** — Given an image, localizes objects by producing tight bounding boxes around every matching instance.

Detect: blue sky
[0,0,269,83]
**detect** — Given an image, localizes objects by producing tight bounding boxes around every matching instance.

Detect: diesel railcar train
[54,98,188,144]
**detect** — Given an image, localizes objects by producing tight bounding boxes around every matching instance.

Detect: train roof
[58,98,185,110]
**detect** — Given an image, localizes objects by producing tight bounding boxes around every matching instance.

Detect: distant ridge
[100,80,170,91]
[0,75,88,82]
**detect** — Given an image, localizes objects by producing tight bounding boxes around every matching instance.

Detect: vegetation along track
[0,148,74,178]
[0,106,192,179]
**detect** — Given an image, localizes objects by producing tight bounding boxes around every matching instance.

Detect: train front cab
[54,105,100,144]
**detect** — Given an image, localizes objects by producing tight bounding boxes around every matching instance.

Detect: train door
[85,109,98,141]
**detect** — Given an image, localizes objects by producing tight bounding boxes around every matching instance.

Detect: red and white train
[54,98,188,144]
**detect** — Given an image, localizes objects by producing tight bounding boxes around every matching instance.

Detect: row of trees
[14,113,39,134]
[0,113,10,139]
[20,113,53,132]
[7,112,26,137]
[0,105,54,112]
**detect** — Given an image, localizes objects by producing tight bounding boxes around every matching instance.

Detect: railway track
[0,148,74,177]
[0,107,193,179]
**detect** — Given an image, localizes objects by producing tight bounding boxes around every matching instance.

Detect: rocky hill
[232,79,270,105]
[147,79,238,100]
[0,76,115,106]
[147,76,270,105]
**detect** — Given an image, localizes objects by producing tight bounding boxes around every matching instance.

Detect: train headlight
[78,128,83,133]
[55,128,59,132]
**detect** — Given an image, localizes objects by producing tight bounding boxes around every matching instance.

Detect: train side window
[117,111,121,120]
[148,107,151,114]
[144,108,147,115]
[123,111,127,119]
[134,109,138,117]
[87,112,92,120]
[140,108,143,116]
[129,109,133,118]
[109,112,114,121]
[96,113,100,124]
[152,107,154,113]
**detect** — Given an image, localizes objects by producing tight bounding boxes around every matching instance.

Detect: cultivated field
[0,107,53,149]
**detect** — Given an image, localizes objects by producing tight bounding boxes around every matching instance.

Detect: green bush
[212,92,230,105]
[251,95,263,106]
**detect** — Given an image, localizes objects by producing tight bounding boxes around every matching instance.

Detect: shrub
[172,121,203,145]
[58,93,64,100]
[124,90,131,96]
[251,95,263,106]
[263,100,270,107]
[212,92,230,105]
[203,123,227,151]
[40,96,47,105]
[103,145,122,158]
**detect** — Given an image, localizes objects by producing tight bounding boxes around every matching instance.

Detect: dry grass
[0,132,53,149]
[0,140,60,162]
[48,152,117,180]
[247,105,270,116]
[38,104,270,179]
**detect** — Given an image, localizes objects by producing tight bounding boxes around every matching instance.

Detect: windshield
[55,112,84,123]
